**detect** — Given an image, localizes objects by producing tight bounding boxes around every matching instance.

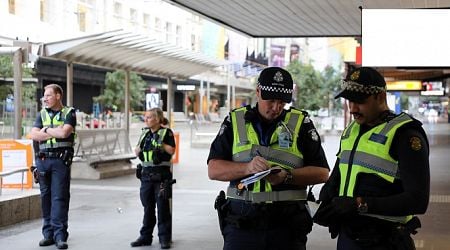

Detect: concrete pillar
[66,62,73,107]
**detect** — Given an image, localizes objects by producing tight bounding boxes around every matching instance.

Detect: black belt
[39,151,63,158]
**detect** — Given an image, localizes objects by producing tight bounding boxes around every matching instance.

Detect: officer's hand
[329,197,358,217]
[138,151,145,161]
[315,196,357,224]
[265,168,286,186]
[329,222,339,239]
[246,156,269,175]
[152,148,164,164]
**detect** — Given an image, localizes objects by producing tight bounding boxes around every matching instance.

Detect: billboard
[362,9,450,67]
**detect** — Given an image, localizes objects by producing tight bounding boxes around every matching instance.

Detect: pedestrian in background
[314,67,430,250]
[29,84,77,249]
[208,67,329,250]
[131,108,176,249]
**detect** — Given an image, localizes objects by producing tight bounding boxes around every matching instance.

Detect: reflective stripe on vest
[142,161,171,167]
[231,107,304,194]
[39,142,74,150]
[40,107,75,150]
[338,112,414,224]
[227,187,307,203]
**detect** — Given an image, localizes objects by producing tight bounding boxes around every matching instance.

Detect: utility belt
[141,161,172,167]
[141,165,171,181]
[227,186,307,203]
[38,149,74,166]
[39,142,74,150]
[215,191,312,232]
[39,151,65,158]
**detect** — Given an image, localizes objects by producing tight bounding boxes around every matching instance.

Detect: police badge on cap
[258,67,294,103]
[335,67,387,103]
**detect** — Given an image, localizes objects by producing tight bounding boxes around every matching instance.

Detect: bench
[172,112,189,122]
[191,132,217,148]
[206,113,223,123]
[195,113,210,124]
[0,167,29,195]
[71,128,136,179]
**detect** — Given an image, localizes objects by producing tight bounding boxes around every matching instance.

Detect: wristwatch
[356,197,368,213]
[283,169,293,184]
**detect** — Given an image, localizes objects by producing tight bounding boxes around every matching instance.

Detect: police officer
[314,67,430,250]
[29,84,77,249]
[208,67,330,250]
[131,108,176,249]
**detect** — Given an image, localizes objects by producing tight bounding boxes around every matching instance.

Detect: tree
[93,70,146,112]
[322,65,343,115]
[287,61,325,111]
[0,55,36,102]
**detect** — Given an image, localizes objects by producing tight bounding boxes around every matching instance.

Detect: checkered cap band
[341,80,386,95]
[258,83,293,94]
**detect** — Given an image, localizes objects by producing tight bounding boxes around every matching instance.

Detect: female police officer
[131,108,176,249]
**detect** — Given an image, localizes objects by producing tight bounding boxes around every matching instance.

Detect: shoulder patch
[218,124,227,136]
[309,129,319,141]
[410,137,422,151]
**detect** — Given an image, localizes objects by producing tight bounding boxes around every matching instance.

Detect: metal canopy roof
[164,0,450,37]
[39,30,225,79]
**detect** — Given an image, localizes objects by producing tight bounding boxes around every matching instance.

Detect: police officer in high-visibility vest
[314,67,430,250]
[29,84,77,250]
[208,67,330,250]
[131,108,176,249]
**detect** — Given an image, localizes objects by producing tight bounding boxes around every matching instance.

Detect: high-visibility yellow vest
[231,107,305,193]
[138,128,171,167]
[338,112,414,223]
[39,107,75,150]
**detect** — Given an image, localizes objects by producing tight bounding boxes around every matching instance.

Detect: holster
[136,164,143,179]
[30,166,39,184]
[159,179,176,200]
[61,149,74,166]
[214,190,229,234]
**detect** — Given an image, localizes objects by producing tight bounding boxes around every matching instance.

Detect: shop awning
[163,0,450,37]
[39,30,225,79]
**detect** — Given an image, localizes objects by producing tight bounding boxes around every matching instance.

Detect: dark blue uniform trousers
[37,157,71,242]
[139,172,172,243]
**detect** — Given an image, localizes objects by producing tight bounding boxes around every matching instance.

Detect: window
[191,34,196,51]
[8,0,15,14]
[176,25,182,47]
[143,14,150,29]
[77,4,87,32]
[113,1,122,26]
[39,0,50,22]
[155,17,161,31]
[165,22,172,43]
[130,8,137,24]
[155,17,162,39]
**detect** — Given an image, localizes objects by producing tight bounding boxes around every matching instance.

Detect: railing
[0,167,29,195]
